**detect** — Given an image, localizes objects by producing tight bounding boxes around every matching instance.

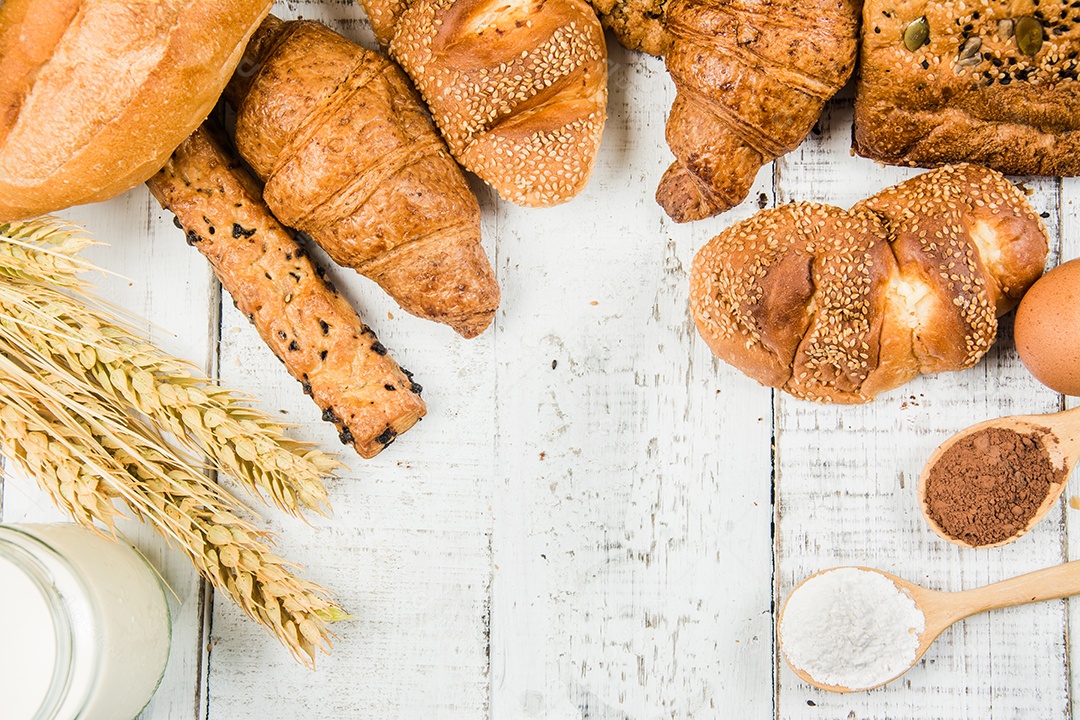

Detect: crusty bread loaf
[853,1,1080,174]
[657,0,860,222]
[362,0,608,207]
[0,0,272,221]
[148,125,426,459]
[690,164,1049,403]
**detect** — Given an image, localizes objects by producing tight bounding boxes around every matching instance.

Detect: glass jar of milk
[0,523,171,720]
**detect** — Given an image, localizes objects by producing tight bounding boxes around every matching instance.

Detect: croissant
[148,125,426,458]
[658,0,860,222]
[690,164,1049,403]
[361,0,609,207]
[226,16,499,338]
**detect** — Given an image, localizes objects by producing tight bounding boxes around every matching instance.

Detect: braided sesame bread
[690,164,1049,403]
[657,0,861,223]
[854,1,1080,174]
[361,0,608,207]
[226,17,499,339]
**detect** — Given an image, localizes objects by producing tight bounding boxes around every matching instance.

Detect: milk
[0,524,171,720]
[0,553,58,719]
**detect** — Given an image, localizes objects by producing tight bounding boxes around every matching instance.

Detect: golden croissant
[658,0,860,222]
[227,16,500,338]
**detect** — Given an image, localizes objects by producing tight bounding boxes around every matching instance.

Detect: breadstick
[147,126,425,458]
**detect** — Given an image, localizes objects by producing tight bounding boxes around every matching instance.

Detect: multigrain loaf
[361,0,609,207]
[148,126,427,459]
[588,0,672,56]
[690,164,1049,403]
[657,0,861,222]
[0,0,272,220]
[227,17,499,339]
[854,0,1080,174]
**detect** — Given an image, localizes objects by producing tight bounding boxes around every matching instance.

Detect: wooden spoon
[917,408,1080,548]
[779,562,1080,692]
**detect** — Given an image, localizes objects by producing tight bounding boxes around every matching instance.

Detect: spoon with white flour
[778,562,1080,692]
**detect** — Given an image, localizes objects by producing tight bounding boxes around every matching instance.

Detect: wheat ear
[0,218,346,666]
[0,218,338,516]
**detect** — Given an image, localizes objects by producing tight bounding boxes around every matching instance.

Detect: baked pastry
[0,0,272,220]
[227,17,499,339]
[588,0,672,56]
[360,0,609,207]
[690,164,1049,403]
[148,125,427,459]
[657,0,861,223]
[854,1,1080,174]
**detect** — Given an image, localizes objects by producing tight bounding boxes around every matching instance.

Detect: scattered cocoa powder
[924,426,1067,547]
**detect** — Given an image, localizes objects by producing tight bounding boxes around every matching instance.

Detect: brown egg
[1014,257,1080,395]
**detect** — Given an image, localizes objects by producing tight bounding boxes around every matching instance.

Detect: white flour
[780,567,925,691]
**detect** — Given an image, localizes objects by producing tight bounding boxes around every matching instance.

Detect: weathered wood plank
[489,42,775,719]
[0,191,216,720]
[203,4,494,718]
[773,96,1067,719]
[1059,176,1080,720]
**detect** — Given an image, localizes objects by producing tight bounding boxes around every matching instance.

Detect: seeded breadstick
[147,126,425,458]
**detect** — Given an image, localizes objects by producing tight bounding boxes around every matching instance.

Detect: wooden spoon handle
[947,560,1080,620]
[1044,407,1080,459]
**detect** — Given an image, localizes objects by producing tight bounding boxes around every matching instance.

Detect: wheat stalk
[0,218,345,666]
[0,219,338,516]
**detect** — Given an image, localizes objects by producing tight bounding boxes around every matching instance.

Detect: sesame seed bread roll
[147,125,426,459]
[364,0,608,207]
[0,0,272,221]
[690,164,1049,403]
[656,0,860,223]
[227,17,500,339]
[854,0,1080,175]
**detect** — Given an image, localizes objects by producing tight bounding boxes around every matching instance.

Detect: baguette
[0,0,272,220]
[147,126,426,459]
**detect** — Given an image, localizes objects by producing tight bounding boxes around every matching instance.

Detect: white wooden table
[2,2,1079,718]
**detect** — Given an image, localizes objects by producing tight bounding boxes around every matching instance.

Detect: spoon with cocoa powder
[917,409,1080,548]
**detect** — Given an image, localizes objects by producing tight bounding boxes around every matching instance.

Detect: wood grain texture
[2,3,1077,718]
[1060,176,1080,720]
[202,7,491,719]
[490,43,774,719]
[0,193,216,720]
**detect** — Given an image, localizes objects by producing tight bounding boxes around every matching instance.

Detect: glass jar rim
[0,526,99,720]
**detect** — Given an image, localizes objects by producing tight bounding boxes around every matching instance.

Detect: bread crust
[657,0,860,222]
[0,0,272,220]
[588,0,672,56]
[690,164,1049,403]
[854,0,1080,174]
[147,126,426,459]
[379,0,609,207]
[230,18,500,338]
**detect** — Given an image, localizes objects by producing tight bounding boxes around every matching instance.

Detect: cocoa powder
[924,426,1067,547]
